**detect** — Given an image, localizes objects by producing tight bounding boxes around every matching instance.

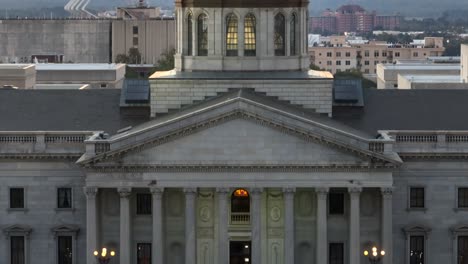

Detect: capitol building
[2,0,468,263]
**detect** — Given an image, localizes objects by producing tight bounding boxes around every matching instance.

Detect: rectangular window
[133,37,139,46]
[137,193,152,215]
[374,61,379,65]
[382,51,387,57]
[57,188,72,209]
[410,236,424,264]
[395,52,400,57]
[458,236,468,264]
[374,51,379,57]
[413,52,418,57]
[364,50,369,57]
[10,188,24,209]
[137,243,152,264]
[336,61,341,65]
[364,61,369,65]
[327,52,332,57]
[329,243,344,264]
[459,188,468,208]
[410,187,425,208]
[329,193,344,215]
[336,52,341,57]
[345,52,351,57]
[327,61,332,66]
[345,61,350,65]
[11,236,25,264]
[58,236,73,264]
[133,26,138,35]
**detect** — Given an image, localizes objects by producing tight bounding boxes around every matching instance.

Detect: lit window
[290,13,297,56]
[197,14,208,56]
[244,14,256,56]
[234,189,249,197]
[187,13,193,56]
[274,13,285,56]
[232,189,250,213]
[410,236,424,264]
[226,13,238,56]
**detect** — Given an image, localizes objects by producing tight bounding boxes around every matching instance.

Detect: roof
[399,74,461,83]
[0,89,149,134]
[35,64,124,71]
[0,64,34,70]
[381,64,460,70]
[150,70,333,80]
[333,89,468,135]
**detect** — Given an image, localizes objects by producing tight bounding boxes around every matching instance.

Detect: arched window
[197,13,208,56]
[187,13,193,56]
[244,14,256,56]
[290,13,297,56]
[226,13,238,56]
[274,13,286,56]
[231,189,250,213]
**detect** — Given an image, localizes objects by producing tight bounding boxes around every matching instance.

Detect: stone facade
[462,44,468,83]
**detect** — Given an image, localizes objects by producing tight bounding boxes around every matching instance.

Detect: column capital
[282,187,296,194]
[150,187,164,195]
[381,187,393,196]
[216,187,230,194]
[250,187,263,196]
[117,187,132,198]
[83,187,98,198]
[348,187,363,194]
[315,187,329,194]
[183,187,197,194]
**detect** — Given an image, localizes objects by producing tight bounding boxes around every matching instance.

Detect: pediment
[3,224,32,236]
[78,91,401,169]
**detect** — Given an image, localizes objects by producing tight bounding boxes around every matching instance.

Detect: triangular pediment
[78,90,401,168]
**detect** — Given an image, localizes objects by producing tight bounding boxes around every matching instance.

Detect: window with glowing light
[410,236,424,264]
[226,13,238,56]
[274,13,286,56]
[58,236,72,264]
[197,13,208,56]
[231,189,250,213]
[244,14,256,56]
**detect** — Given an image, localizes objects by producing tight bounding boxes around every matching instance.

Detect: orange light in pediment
[234,189,249,197]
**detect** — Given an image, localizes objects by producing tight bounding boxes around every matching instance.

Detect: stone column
[251,188,263,264]
[84,187,98,264]
[118,187,132,264]
[283,187,295,264]
[217,188,230,264]
[348,187,362,264]
[151,187,165,264]
[184,188,197,264]
[316,187,328,264]
[381,187,393,264]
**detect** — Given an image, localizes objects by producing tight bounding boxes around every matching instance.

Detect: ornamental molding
[81,110,399,167]
[86,164,395,173]
[0,153,82,161]
[399,153,468,160]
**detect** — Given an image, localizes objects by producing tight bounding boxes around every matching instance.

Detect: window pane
[458,236,468,264]
[187,13,193,56]
[244,14,256,56]
[226,14,238,56]
[231,190,250,213]
[329,243,344,264]
[410,187,424,208]
[274,13,285,56]
[197,14,208,56]
[290,14,296,56]
[137,243,152,264]
[58,188,72,209]
[459,188,468,208]
[11,236,25,264]
[410,236,424,264]
[329,193,344,215]
[58,236,73,264]
[137,193,152,215]
[10,188,24,209]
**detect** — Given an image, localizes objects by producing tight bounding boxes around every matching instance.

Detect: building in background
[309,36,445,74]
[310,4,402,34]
[462,44,468,83]
[0,64,36,89]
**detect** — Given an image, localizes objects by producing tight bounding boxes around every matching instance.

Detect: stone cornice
[81,110,399,166]
[399,153,468,160]
[0,153,82,160]
[86,164,396,173]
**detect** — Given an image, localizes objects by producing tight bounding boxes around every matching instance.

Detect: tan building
[310,37,445,74]
[462,44,468,83]
[112,19,176,65]
[0,64,36,89]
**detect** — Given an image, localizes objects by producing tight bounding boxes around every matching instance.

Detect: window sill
[55,208,75,212]
[7,208,28,213]
[454,208,468,212]
[406,207,427,212]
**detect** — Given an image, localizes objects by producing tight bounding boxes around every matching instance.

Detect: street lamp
[93,247,116,264]
[363,246,385,264]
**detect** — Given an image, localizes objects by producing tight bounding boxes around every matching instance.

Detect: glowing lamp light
[372,247,377,252]
[110,251,116,257]
[234,189,249,197]
[372,251,378,257]
[93,251,99,256]
[244,258,250,262]
[381,250,386,256]
[101,248,107,257]
[363,250,369,256]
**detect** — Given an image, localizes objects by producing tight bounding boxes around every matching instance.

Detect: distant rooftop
[35,63,124,71]
[150,70,334,80]
[381,64,460,70]
[0,64,34,70]
[400,74,461,83]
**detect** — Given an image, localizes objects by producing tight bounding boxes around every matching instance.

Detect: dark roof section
[120,79,150,106]
[119,88,373,139]
[333,79,364,106]
[0,89,149,134]
[333,89,468,136]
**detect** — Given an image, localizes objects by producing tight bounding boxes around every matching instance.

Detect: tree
[128,48,142,64]
[155,48,176,71]
[115,54,129,63]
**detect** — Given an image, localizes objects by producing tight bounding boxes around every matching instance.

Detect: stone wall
[150,79,333,117]
[462,44,468,83]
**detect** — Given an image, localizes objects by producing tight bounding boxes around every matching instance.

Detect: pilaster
[316,187,329,264]
[151,187,165,264]
[251,187,263,264]
[216,188,230,264]
[283,187,295,264]
[348,187,362,264]
[184,187,198,264]
[118,187,132,264]
[84,187,98,264]
[381,187,393,264]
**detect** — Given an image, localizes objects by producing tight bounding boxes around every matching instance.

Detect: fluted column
[283,187,295,264]
[118,187,132,264]
[184,188,197,264]
[217,188,230,264]
[251,188,263,264]
[349,187,362,264]
[316,187,329,264]
[151,187,164,264]
[381,187,393,264]
[84,187,98,264]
